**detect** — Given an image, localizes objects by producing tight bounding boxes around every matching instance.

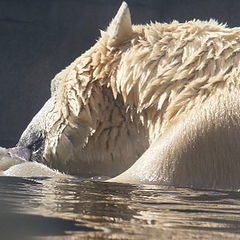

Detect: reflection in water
[1,177,240,239]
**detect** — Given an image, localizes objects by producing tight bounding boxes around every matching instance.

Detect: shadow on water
[1,177,240,239]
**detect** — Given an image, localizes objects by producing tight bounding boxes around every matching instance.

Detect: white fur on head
[107,2,133,46]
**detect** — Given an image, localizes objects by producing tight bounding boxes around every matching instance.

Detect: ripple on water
[0,177,240,239]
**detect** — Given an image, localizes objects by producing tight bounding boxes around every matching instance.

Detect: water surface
[1,176,240,239]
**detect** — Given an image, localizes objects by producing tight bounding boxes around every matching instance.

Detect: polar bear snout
[16,98,56,165]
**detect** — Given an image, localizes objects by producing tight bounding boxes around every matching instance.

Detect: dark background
[1,0,240,147]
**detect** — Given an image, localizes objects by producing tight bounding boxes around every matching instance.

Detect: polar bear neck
[113,20,240,137]
[55,20,240,143]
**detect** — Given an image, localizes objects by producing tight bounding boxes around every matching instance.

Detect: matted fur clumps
[54,18,240,142]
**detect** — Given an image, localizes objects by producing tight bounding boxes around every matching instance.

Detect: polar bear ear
[106,2,133,46]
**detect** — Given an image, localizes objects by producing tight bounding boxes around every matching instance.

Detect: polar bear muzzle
[17,98,55,163]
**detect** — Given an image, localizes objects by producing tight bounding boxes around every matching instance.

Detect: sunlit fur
[54,18,240,140]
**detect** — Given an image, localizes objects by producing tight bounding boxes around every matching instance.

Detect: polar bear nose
[8,147,32,161]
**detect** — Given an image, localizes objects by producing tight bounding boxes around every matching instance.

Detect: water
[1,177,240,240]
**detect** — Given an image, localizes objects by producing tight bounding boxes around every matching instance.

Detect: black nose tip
[8,147,32,161]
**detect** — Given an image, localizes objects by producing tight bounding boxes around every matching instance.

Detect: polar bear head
[17,2,150,177]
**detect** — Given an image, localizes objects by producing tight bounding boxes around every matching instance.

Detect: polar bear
[7,2,240,190]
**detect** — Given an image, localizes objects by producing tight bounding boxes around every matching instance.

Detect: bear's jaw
[42,95,150,177]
